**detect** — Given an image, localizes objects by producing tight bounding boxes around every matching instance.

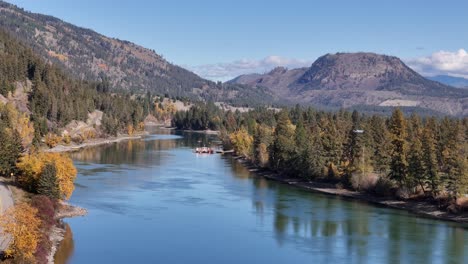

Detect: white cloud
[406,49,468,78]
[187,56,313,82]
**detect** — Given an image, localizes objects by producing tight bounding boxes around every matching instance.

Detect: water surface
[58,130,468,264]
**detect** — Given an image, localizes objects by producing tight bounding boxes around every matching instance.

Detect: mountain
[0,1,273,105]
[427,75,468,89]
[229,53,468,116]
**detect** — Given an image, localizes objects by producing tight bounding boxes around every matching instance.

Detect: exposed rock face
[230,53,468,116]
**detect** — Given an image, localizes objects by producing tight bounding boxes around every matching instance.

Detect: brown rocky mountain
[0,1,273,105]
[229,53,468,116]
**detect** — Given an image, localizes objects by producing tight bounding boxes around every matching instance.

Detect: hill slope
[230,53,468,116]
[0,1,273,105]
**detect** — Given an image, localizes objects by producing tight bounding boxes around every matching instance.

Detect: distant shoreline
[44,132,149,153]
[235,158,468,224]
[182,129,220,135]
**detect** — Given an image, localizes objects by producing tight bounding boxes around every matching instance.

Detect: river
[56,129,468,264]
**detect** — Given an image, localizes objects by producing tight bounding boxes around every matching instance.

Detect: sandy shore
[237,158,468,224]
[44,132,148,153]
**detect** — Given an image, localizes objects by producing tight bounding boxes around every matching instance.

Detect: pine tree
[269,111,295,174]
[303,131,325,179]
[445,121,468,198]
[37,163,60,200]
[291,116,308,176]
[408,134,424,191]
[0,127,23,176]
[388,108,408,186]
[369,116,391,174]
[421,119,440,197]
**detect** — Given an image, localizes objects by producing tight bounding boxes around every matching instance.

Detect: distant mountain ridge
[229,53,468,116]
[427,75,468,89]
[0,0,274,105]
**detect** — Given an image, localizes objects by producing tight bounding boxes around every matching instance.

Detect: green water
[56,130,468,264]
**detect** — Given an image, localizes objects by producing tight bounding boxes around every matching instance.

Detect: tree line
[173,104,468,203]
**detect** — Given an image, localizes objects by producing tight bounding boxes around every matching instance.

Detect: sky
[7,0,468,81]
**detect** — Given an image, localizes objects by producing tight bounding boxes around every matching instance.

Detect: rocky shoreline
[237,158,468,224]
[47,203,87,264]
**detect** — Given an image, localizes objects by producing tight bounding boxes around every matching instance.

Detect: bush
[62,134,71,145]
[350,172,379,192]
[45,133,62,148]
[31,195,56,264]
[373,177,395,197]
[31,195,57,230]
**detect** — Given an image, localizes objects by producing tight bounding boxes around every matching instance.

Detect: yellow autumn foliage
[16,153,77,200]
[229,127,254,158]
[0,203,41,263]
[154,100,177,123]
[127,124,135,136]
[136,122,145,132]
[62,134,71,145]
[45,133,62,148]
[1,102,35,148]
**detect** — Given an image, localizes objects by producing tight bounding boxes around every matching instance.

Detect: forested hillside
[0,1,275,106]
[0,26,155,158]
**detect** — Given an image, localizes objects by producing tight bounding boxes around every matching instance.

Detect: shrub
[0,203,42,263]
[350,172,379,191]
[31,195,56,264]
[373,177,395,197]
[62,134,71,145]
[45,133,62,148]
[31,195,56,225]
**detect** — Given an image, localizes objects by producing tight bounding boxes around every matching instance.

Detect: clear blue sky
[6,0,468,80]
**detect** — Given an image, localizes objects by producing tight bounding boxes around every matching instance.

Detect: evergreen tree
[388,109,408,186]
[445,122,468,198]
[421,119,440,197]
[408,133,424,191]
[269,111,295,173]
[37,163,60,200]
[0,128,22,176]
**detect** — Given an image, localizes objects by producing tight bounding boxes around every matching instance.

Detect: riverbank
[236,158,468,224]
[47,202,87,264]
[44,132,149,153]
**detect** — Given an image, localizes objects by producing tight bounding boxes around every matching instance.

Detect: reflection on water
[54,223,74,264]
[61,129,468,264]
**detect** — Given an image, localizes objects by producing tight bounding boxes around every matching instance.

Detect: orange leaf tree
[0,203,41,262]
